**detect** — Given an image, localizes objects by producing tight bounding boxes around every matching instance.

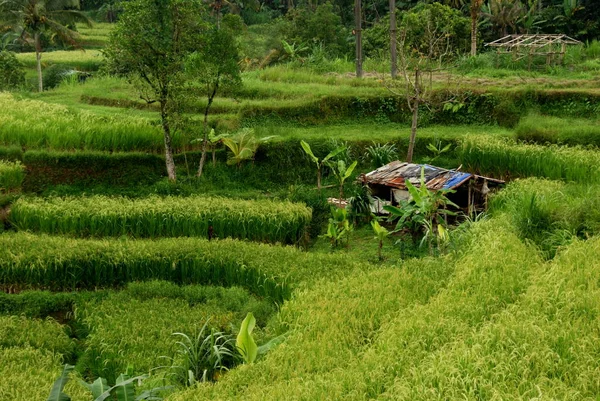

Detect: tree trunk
[355,0,363,78]
[317,167,322,192]
[160,101,177,181]
[378,239,383,261]
[470,12,478,56]
[198,81,219,177]
[34,32,43,92]
[212,148,217,166]
[406,68,420,163]
[389,0,397,78]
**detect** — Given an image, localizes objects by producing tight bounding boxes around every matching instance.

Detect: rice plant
[459,136,600,182]
[10,195,312,244]
[0,93,190,153]
[0,160,24,192]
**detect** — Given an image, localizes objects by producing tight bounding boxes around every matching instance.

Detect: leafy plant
[348,186,374,224]
[164,320,239,386]
[371,220,390,261]
[423,139,452,163]
[236,312,258,364]
[300,140,345,192]
[365,142,398,169]
[327,159,358,204]
[384,167,458,254]
[321,207,353,248]
[222,129,274,168]
[47,364,171,401]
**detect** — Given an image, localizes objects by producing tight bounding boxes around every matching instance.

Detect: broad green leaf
[257,333,287,357]
[300,140,319,165]
[236,312,258,364]
[343,160,358,181]
[80,377,109,400]
[47,364,74,401]
[322,146,346,163]
[115,374,135,401]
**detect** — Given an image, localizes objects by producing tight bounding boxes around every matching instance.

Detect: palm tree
[470,0,484,56]
[0,0,91,92]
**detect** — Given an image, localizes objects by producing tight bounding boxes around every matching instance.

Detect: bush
[42,64,74,90]
[0,51,25,90]
[10,195,312,244]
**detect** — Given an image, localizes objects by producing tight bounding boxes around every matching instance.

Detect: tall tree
[191,20,241,178]
[470,0,483,56]
[0,0,91,92]
[389,0,397,78]
[354,0,362,77]
[104,0,207,181]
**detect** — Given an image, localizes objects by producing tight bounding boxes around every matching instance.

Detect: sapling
[371,220,390,261]
[300,140,346,192]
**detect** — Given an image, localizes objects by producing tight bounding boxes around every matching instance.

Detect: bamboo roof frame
[485,34,582,67]
[486,34,581,50]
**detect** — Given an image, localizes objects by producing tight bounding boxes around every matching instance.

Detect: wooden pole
[389,0,397,78]
[355,0,363,78]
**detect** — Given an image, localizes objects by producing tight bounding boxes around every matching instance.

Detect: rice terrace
[1,0,600,400]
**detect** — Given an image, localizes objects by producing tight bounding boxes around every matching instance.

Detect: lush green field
[3,20,600,401]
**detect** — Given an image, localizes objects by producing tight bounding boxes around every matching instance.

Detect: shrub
[0,51,25,90]
[10,195,312,244]
[42,64,75,90]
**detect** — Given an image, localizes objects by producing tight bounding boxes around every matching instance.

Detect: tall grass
[459,136,600,182]
[10,195,312,244]
[0,233,360,301]
[0,160,24,192]
[0,93,180,152]
[0,346,87,401]
[516,113,600,147]
[0,315,75,356]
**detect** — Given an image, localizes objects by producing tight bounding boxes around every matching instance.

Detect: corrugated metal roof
[363,161,472,191]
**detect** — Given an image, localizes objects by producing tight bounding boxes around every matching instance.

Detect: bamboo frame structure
[485,34,582,68]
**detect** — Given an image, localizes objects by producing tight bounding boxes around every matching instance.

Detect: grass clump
[0,315,75,356]
[0,160,25,193]
[0,346,87,401]
[490,178,600,257]
[10,195,312,244]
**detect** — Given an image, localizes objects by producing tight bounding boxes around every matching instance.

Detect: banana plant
[236,312,258,364]
[300,140,346,192]
[371,219,390,261]
[48,365,172,401]
[236,312,287,364]
[321,207,353,248]
[327,159,358,204]
[384,166,458,254]
[222,129,275,168]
